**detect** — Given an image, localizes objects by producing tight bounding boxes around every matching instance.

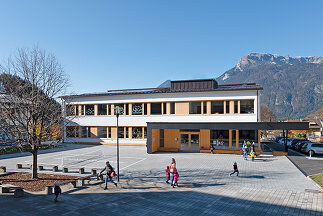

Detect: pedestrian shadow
[238,175,264,179]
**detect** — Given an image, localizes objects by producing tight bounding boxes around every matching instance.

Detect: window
[151,103,162,115]
[81,105,85,115]
[144,103,147,115]
[98,104,107,115]
[118,127,124,138]
[189,101,201,114]
[144,127,147,138]
[170,102,175,114]
[163,103,167,114]
[234,101,238,114]
[87,127,91,137]
[97,127,107,138]
[66,126,76,137]
[75,106,79,116]
[203,102,207,114]
[132,103,142,115]
[132,127,143,139]
[81,127,87,138]
[211,101,224,114]
[126,127,129,138]
[108,127,111,138]
[180,129,200,132]
[66,105,74,116]
[108,104,111,115]
[240,100,254,114]
[114,104,124,115]
[160,129,164,147]
[125,104,129,115]
[226,101,230,114]
[239,130,258,150]
[85,105,94,115]
[210,130,229,149]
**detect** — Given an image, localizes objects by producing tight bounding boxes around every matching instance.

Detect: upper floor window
[234,101,238,114]
[211,101,224,114]
[170,102,175,114]
[114,104,124,115]
[225,101,229,114]
[66,105,75,116]
[132,103,142,115]
[85,105,94,115]
[189,101,201,114]
[98,104,107,115]
[240,100,254,114]
[151,103,162,115]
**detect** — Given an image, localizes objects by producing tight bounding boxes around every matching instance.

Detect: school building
[61,78,308,154]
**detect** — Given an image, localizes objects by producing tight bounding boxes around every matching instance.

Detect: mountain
[216,53,323,120]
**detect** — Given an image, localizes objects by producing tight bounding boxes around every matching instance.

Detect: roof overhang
[146,122,309,130]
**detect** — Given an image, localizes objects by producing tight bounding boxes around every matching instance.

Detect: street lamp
[114,106,121,182]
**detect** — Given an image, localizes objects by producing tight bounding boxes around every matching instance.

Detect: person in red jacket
[165,166,171,184]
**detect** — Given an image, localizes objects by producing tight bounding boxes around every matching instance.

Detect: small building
[61,78,308,154]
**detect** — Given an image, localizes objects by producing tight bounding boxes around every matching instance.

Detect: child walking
[230,162,239,176]
[172,168,179,188]
[250,151,255,161]
[165,166,170,183]
[54,182,62,202]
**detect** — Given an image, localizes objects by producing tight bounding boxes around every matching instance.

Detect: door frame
[179,132,200,152]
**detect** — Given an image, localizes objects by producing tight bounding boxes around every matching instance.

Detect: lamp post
[115,106,121,182]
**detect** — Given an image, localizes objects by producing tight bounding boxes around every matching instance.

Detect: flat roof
[146,122,309,130]
[61,82,263,99]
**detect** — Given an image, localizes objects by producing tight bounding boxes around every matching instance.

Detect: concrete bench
[38,164,58,172]
[16,163,32,169]
[46,180,77,195]
[0,166,6,173]
[63,166,84,174]
[91,168,102,175]
[0,184,24,198]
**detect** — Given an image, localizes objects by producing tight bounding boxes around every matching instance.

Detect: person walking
[99,161,117,190]
[251,142,256,156]
[230,162,239,176]
[169,158,176,186]
[165,166,171,184]
[243,143,248,160]
[172,168,179,188]
[54,182,62,202]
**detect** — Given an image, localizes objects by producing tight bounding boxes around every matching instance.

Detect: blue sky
[0,0,322,94]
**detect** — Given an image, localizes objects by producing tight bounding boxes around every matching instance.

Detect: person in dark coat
[54,182,62,202]
[99,161,117,190]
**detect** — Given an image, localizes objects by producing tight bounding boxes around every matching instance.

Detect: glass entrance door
[180,133,199,152]
[190,134,199,152]
[180,134,189,151]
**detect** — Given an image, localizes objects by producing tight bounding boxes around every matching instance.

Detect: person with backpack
[99,161,117,190]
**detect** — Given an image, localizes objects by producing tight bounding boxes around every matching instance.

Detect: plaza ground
[0,144,322,215]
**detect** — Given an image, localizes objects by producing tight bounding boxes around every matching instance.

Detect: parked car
[275,136,284,142]
[290,139,307,150]
[295,140,311,152]
[279,137,292,145]
[301,143,323,156]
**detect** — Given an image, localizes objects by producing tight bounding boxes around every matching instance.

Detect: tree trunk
[32,148,38,179]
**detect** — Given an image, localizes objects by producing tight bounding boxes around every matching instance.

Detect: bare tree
[0,46,70,179]
[261,104,277,122]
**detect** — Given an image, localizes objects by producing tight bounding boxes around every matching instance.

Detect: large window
[226,101,230,114]
[144,127,147,138]
[239,130,258,150]
[118,127,124,138]
[98,104,107,115]
[85,105,94,115]
[163,103,167,114]
[108,104,111,115]
[170,102,175,114]
[66,126,76,137]
[81,105,85,115]
[203,102,207,114]
[66,105,75,116]
[125,104,129,115]
[114,104,124,115]
[97,127,107,138]
[189,101,201,114]
[87,127,91,137]
[132,127,143,139]
[144,103,147,115]
[81,127,87,138]
[234,101,238,114]
[211,101,224,114]
[132,103,142,115]
[210,130,229,149]
[240,100,254,114]
[108,127,111,138]
[151,103,162,115]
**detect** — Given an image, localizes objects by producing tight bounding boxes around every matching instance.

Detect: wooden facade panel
[206,101,211,114]
[90,127,97,138]
[111,127,117,139]
[200,129,210,150]
[236,129,239,150]
[164,129,180,150]
[230,101,234,114]
[151,129,160,152]
[175,102,189,115]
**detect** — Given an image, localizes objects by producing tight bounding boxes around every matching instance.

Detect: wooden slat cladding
[164,129,180,150]
[171,79,218,91]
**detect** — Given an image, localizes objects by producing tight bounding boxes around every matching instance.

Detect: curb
[306,175,323,193]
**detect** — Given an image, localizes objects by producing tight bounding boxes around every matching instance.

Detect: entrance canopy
[146,122,309,153]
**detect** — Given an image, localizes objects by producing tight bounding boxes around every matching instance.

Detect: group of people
[242,140,256,161]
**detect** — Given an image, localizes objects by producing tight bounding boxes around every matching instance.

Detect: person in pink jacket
[173,168,179,188]
[169,158,176,186]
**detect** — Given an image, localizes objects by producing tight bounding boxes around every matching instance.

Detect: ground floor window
[81,127,87,138]
[66,126,77,137]
[210,130,229,149]
[239,130,258,150]
[118,127,124,138]
[132,127,143,139]
[97,127,107,138]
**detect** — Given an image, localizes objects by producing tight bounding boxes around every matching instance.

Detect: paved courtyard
[0,144,322,215]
